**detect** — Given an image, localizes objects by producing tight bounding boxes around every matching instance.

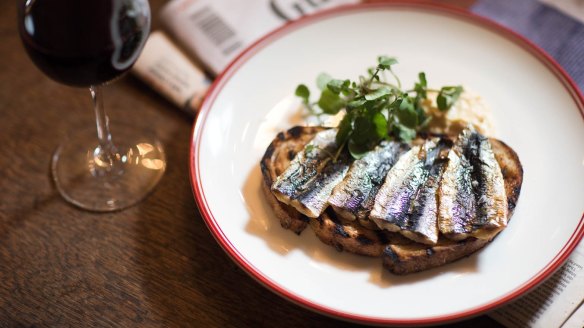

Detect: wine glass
[17,0,166,211]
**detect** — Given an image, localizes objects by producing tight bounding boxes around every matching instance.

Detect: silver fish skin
[437,148,475,240]
[401,144,449,245]
[370,139,449,245]
[438,129,508,240]
[328,141,410,222]
[271,129,350,218]
[370,140,436,238]
[369,145,423,231]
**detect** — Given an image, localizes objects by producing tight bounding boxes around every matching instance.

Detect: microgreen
[437,86,464,111]
[296,56,463,159]
[295,84,310,104]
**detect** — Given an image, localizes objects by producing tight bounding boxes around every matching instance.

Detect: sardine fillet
[438,130,508,240]
[370,139,448,245]
[260,126,327,234]
[402,157,447,245]
[271,129,350,218]
[328,141,409,222]
[369,145,423,230]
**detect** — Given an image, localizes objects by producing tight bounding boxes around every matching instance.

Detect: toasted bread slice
[260,126,325,234]
[260,126,523,274]
[384,138,523,274]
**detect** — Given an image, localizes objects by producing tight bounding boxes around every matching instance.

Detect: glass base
[51,124,166,212]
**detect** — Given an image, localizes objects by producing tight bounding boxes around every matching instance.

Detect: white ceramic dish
[190,3,584,325]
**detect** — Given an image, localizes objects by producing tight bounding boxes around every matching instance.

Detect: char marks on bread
[260,126,523,274]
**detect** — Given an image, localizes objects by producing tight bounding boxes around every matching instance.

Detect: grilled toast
[260,126,523,274]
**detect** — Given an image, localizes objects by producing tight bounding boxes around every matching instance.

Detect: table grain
[0,0,504,326]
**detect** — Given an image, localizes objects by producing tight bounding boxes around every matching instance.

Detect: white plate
[190,3,584,325]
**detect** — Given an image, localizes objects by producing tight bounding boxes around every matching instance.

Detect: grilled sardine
[262,125,523,275]
[401,151,448,244]
[328,141,409,222]
[370,139,448,244]
[271,129,350,218]
[438,128,508,240]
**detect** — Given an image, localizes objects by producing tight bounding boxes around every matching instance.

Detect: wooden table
[0,0,504,326]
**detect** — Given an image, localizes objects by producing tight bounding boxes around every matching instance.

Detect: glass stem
[90,85,114,152]
[90,85,119,173]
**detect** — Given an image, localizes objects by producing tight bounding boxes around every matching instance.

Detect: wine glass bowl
[18,0,166,211]
[19,0,150,87]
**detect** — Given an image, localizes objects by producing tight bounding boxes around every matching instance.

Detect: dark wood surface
[0,0,505,326]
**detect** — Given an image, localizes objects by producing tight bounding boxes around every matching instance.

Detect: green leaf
[318,88,345,114]
[437,86,463,111]
[439,97,452,110]
[372,112,387,138]
[437,94,448,111]
[351,115,376,145]
[335,113,353,145]
[415,104,428,127]
[397,97,418,128]
[347,98,366,109]
[387,97,401,111]
[414,72,427,99]
[348,140,370,159]
[377,56,398,70]
[316,73,332,90]
[326,79,351,94]
[418,72,427,87]
[395,124,416,143]
[364,87,390,101]
[346,113,381,158]
[295,84,310,103]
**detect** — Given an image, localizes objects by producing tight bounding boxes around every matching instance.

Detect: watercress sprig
[295,56,463,159]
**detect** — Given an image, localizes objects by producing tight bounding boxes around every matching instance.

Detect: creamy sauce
[423,90,497,137]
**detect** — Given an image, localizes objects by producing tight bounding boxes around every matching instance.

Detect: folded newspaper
[132,0,357,114]
[491,248,584,328]
[159,0,358,75]
[132,1,584,326]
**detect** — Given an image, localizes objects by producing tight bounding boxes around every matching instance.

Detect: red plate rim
[189,2,584,326]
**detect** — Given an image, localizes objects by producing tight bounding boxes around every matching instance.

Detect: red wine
[18,0,150,87]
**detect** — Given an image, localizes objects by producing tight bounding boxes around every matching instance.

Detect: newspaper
[490,245,584,327]
[132,31,210,115]
[135,1,584,326]
[159,0,358,75]
[563,300,584,328]
[132,0,357,113]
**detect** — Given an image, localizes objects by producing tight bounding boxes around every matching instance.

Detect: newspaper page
[490,244,584,327]
[562,299,584,328]
[132,31,210,115]
[159,0,359,75]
